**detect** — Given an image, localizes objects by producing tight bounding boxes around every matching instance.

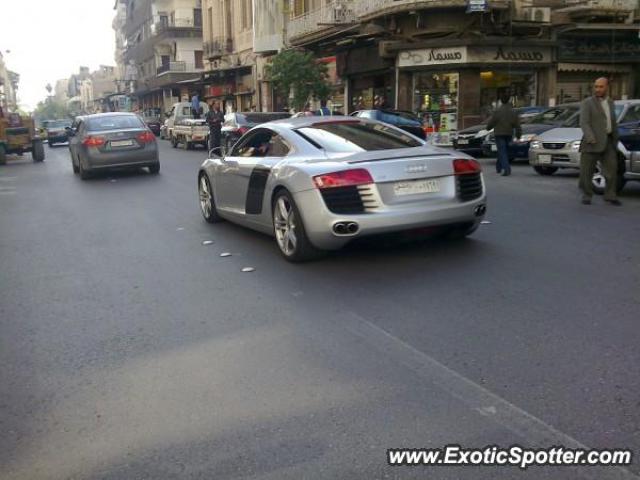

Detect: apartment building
[202,0,257,112]
[117,0,205,112]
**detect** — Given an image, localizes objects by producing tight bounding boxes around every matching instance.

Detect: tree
[265,50,331,112]
[34,99,70,120]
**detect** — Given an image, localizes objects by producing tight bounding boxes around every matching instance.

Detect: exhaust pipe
[333,222,359,236]
[474,204,486,217]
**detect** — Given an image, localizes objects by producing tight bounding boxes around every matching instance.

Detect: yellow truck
[0,110,45,165]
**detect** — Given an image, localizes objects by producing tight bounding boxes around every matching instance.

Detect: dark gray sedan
[67,113,160,179]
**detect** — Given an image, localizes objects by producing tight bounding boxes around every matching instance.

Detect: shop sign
[466,0,488,13]
[398,47,468,67]
[559,36,640,63]
[468,46,551,64]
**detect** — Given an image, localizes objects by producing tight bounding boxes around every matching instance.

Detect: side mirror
[65,127,75,136]
[209,147,222,158]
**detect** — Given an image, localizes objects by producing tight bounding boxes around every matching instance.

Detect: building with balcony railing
[202,0,257,112]
[114,0,204,112]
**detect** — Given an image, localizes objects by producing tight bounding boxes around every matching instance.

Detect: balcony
[353,0,511,20]
[204,38,234,60]
[151,16,202,38]
[156,61,203,76]
[288,1,357,43]
[557,0,638,17]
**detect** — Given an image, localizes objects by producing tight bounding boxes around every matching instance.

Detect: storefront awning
[558,62,632,73]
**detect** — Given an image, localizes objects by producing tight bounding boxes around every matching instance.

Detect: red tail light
[137,131,155,143]
[313,169,373,189]
[82,136,106,147]
[237,126,249,135]
[453,158,481,175]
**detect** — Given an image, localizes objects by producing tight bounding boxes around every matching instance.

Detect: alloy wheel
[274,196,297,256]
[199,176,212,218]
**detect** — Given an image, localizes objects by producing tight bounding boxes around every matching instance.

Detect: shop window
[413,72,459,145]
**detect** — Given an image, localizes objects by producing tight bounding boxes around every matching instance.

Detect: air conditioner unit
[520,6,551,22]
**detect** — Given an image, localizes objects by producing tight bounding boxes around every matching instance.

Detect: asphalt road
[1,139,639,480]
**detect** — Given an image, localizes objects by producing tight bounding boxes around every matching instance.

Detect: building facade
[116,0,205,113]
[286,0,640,145]
[0,52,19,112]
[202,0,257,112]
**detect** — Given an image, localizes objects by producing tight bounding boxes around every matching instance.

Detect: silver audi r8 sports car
[197,116,487,261]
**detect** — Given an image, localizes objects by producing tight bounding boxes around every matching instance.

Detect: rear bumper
[294,187,487,250]
[83,145,159,170]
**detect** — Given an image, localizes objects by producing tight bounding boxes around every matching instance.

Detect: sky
[0,0,117,111]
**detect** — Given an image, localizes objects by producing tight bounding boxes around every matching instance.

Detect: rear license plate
[457,139,469,145]
[111,140,133,147]
[491,144,497,152]
[539,154,552,164]
[393,179,440,196]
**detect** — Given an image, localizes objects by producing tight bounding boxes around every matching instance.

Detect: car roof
[83,112,139,119]
[262,115,369,130]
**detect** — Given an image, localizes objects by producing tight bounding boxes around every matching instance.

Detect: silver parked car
[68,112,160,180]
[197,116,487,261]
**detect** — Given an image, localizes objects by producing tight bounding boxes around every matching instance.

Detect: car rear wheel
[149,163,160,174]
[533,166,558,176]
[72,155,79,174]
[272,189,323,262]
[78,157,90,180]
[199,174,224,223]
[32,140,45,162]
[592,162,625,195]
[0,144,6,165]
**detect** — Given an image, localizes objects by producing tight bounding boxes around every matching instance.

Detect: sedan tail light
[137,131,156,143]
[453,158,482,175]
[82,136,106,147]
[313,169,373,189]
[236,126,249,135]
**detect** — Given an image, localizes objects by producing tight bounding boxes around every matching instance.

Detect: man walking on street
[578,77,621,206]
[487,92,521,176]
[205,101,225,153]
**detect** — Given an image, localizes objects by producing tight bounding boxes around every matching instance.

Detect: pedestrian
[191,93,201,119]
[487,92,521,176]
[318,99,331,116]
[303,103,314,117]
[205,101,225,153]
[578,77,621,206]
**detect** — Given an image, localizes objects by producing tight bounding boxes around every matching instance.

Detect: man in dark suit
[579,77,621,205]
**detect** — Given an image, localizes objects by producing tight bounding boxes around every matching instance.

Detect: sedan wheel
[199,174,223,223]
[272,190,322,262]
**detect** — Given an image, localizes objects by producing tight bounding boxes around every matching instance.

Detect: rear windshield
[239,113,291,125]
[47,120,72,128]
[86,115,145,131]
[297,121,422,152]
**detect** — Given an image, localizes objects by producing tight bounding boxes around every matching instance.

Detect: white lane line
[343,311,638,480]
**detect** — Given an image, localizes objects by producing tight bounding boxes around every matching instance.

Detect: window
[621,104,640,124]
[231,129,290,157]
[195,51,204,69]
[194,8,202,27]
[297,121,422,153]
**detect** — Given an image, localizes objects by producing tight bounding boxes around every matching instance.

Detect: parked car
[221,112,291,154]
[140,108,162,136]
[529,99,640,194]
[482,103,580,160]
[163,101,210,142]
[451,107,546,156]
[45,119,73,146]
[197,116,486,262]
[350,110,426,139]
[67,112,159,180]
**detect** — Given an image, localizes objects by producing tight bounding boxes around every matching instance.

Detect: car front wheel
[272,189,323,262]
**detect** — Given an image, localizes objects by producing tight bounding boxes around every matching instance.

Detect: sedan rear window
[86,115,145,131]
[297,121,422,152]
